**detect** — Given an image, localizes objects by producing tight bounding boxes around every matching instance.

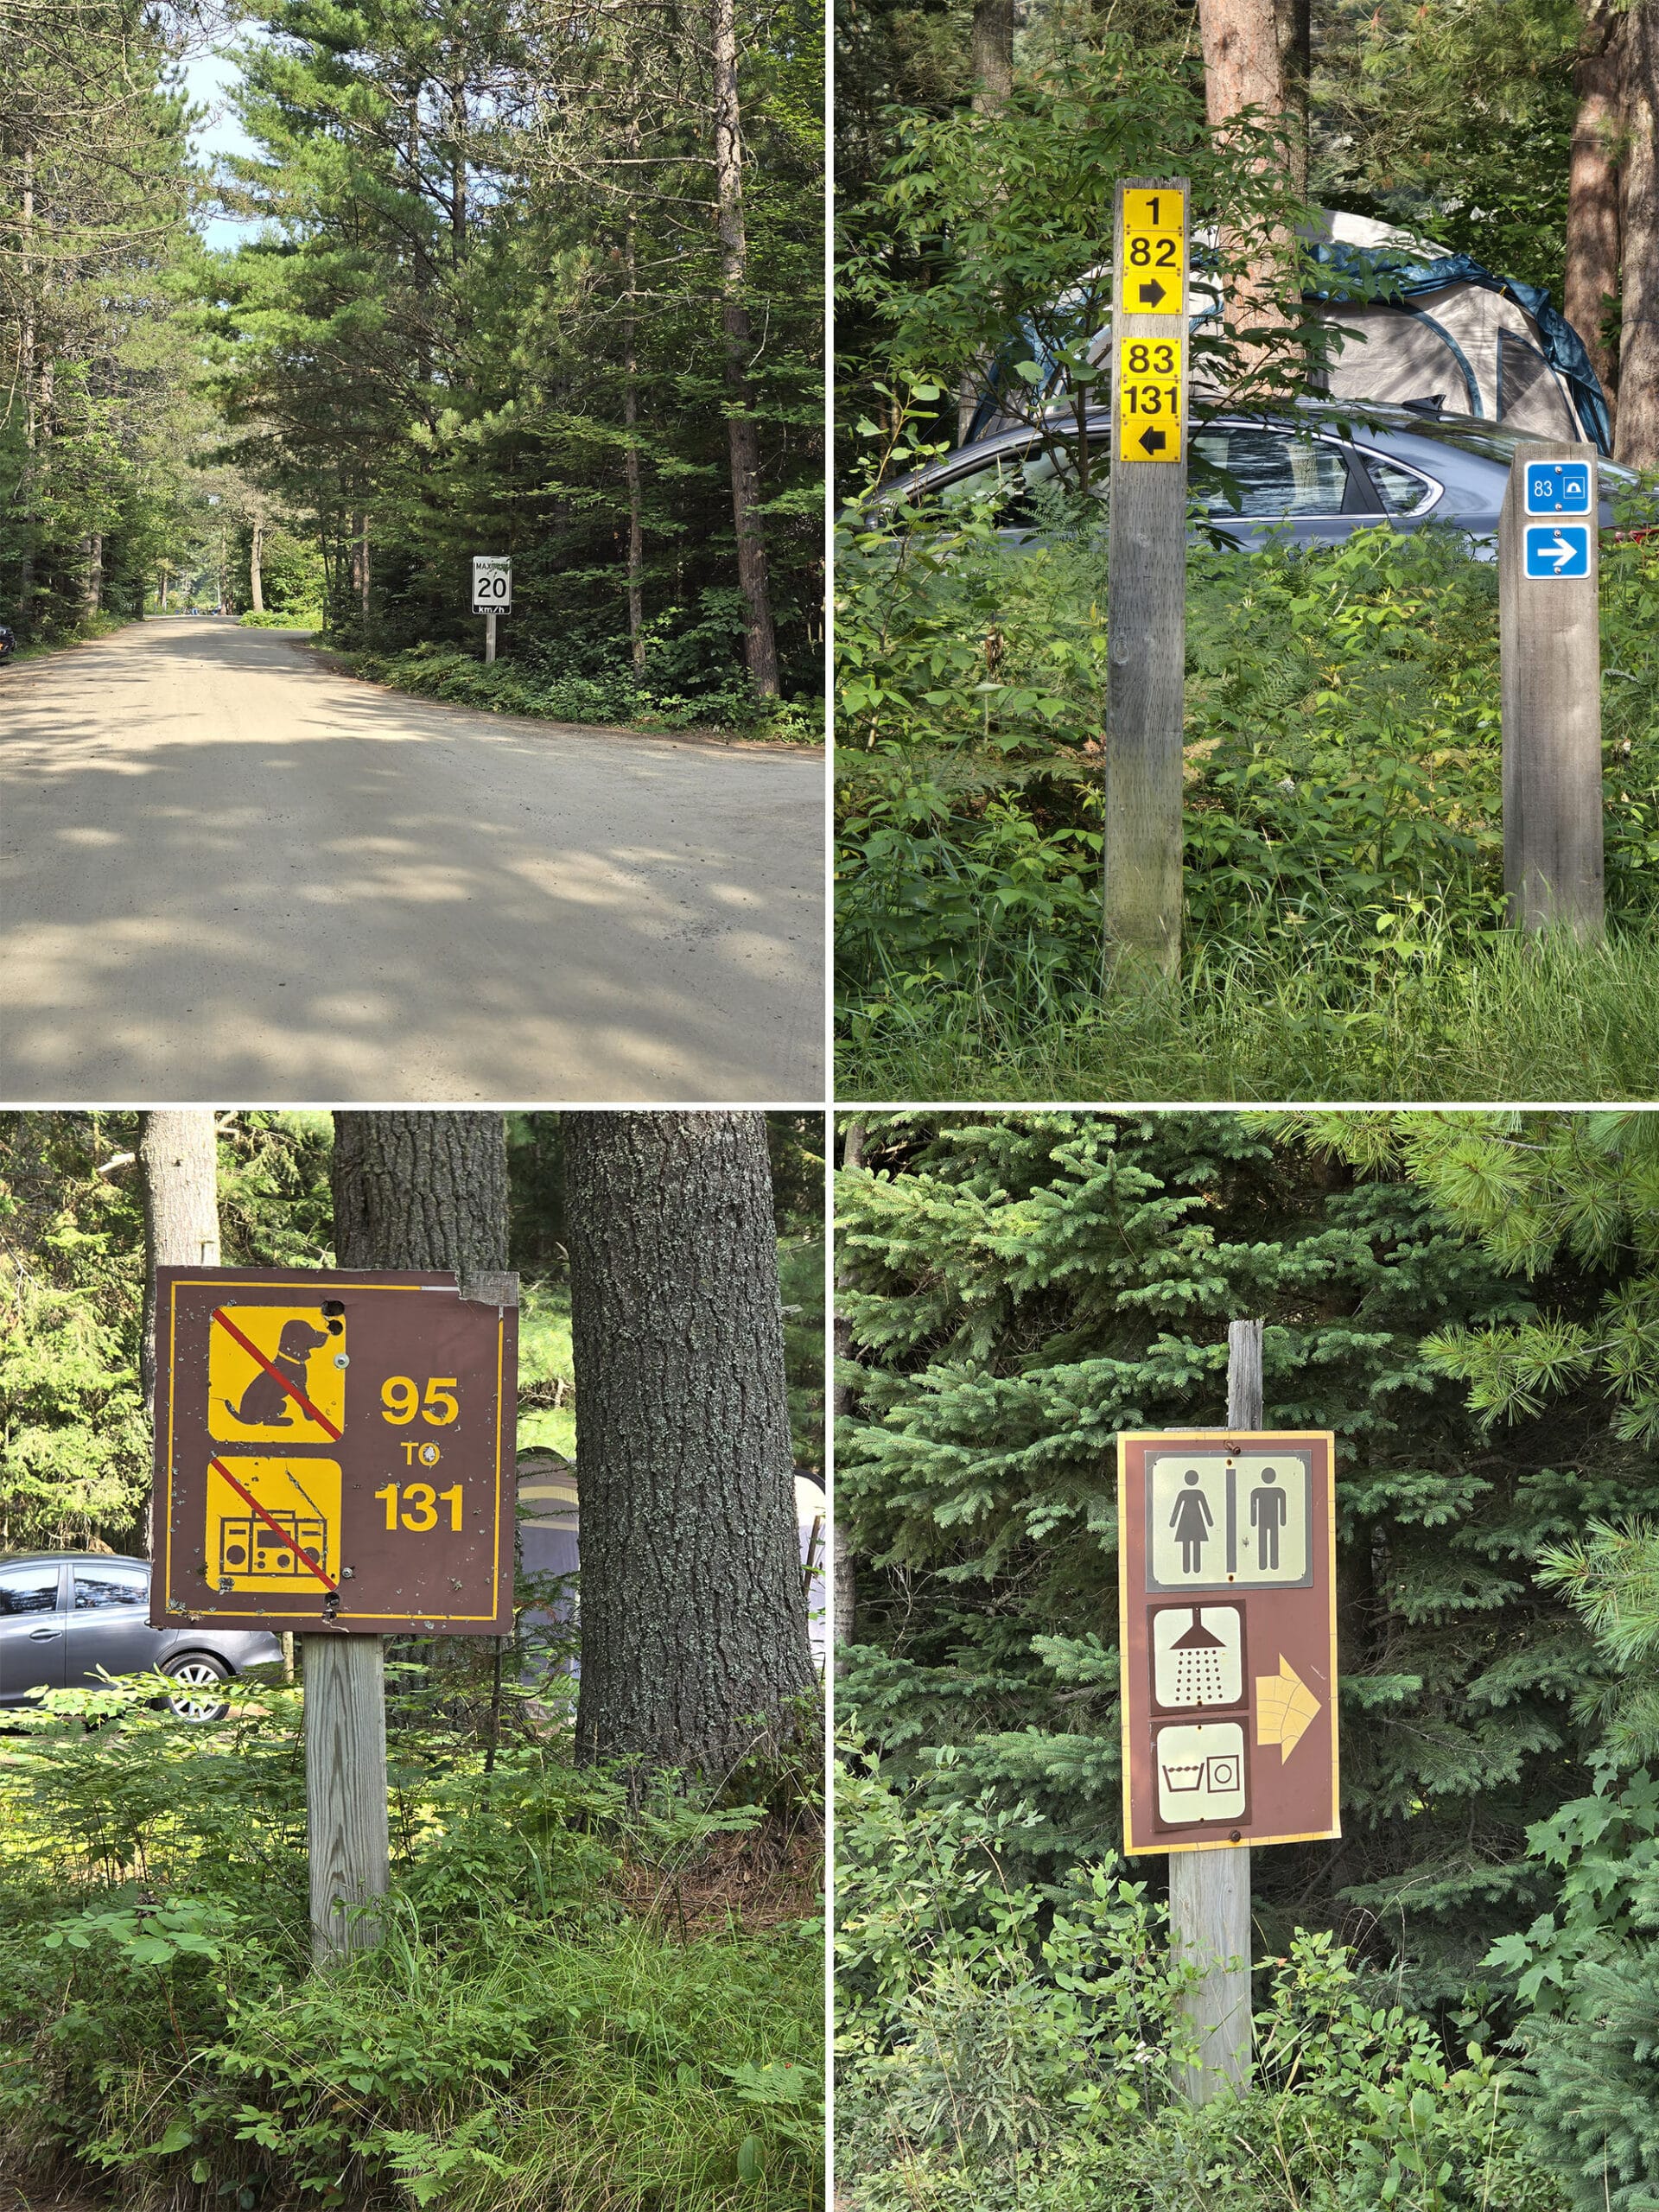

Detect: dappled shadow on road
[0,620,824,1101]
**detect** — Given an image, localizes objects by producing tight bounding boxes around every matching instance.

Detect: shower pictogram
[1151,1601,1243,1710]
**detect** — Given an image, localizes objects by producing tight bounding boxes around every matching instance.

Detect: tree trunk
[710,0,780,700]
[332,1112,508,1275]
[140,1112,221,1557]
[1273,0,1311,194]
[565,1112,815,1781]
[831,1119,866,1676]
[1616,0,1659,468]
[1198,0,1286,124]
[250,518,266,614]
[1199,0,1292,353]
[957,0,1016,442]
[970,0,1014,107]
[79,534,103,623]
[625,116,646,676]
[159,563,169,613]
[1566,2,1625,414]
[18,149,36,639]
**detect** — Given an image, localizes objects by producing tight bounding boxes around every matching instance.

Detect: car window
[73,1563,149,1611]
[931,435,1109,524]
[1364,458,1438,515]
[1191,427,1351,517]
[0,1564,60,1615]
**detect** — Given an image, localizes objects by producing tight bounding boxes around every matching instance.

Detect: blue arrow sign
[1523,523,1591,580]
[1524,461,1592,516]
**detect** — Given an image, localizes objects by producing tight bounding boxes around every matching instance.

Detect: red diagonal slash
[211,1306,342,1440]
[209,1456,339,1592]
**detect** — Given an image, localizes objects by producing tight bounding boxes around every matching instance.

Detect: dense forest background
[838,0,1659,473]
[836,1109,1659,2209]
[0,1109,825,1554]
[0,1109,826,2211]
[0,0,823,721]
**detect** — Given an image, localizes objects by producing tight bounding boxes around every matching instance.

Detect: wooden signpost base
[303,1633,390,1963]
[1169,1318,1261,2104]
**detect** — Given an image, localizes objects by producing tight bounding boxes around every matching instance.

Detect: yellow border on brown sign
[1116,1430,1340,1855]
[163,1277,507,1627]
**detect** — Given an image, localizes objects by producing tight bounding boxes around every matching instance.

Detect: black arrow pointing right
[1137,278,1168,307]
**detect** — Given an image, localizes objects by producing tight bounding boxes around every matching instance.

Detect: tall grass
[838,924,1659,1102]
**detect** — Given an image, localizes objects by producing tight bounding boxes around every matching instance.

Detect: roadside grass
[0,1675,823,2212]
[341,640,824,747]
[835,495,1659,1101]
[836,923,1659,1102]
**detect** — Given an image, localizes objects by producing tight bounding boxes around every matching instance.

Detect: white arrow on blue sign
[1524,461,1592,517]
[1522,523,1591,580]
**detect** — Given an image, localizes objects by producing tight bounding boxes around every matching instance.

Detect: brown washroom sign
[149,1267,518,1634]
[1117,1431,1339,1854]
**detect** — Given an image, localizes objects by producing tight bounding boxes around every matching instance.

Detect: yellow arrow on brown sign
[1255,1656,1320,1762]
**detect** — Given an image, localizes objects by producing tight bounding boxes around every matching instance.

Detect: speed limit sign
[471,556,512,613]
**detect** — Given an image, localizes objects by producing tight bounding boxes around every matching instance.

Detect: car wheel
[163,1654,232,1722]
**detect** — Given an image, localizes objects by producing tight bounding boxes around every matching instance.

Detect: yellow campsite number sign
[1116,337,1184,463]
[1122,188,1185,315]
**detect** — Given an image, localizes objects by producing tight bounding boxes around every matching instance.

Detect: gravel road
[0,620,823,1101]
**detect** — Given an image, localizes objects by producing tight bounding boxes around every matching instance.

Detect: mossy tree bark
[566,1110,815,1782]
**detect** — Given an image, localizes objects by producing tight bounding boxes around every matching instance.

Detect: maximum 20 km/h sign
[1117,1429,1340,1855]
[149,1266,518,1635]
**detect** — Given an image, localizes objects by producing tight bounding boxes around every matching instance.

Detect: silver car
[0,1553,283,1722]
[869,401,1641,554]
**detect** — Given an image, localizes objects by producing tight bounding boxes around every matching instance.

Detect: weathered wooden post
[1105,177,1190,980]
[1499,443,1603,937]
[147,1264,519,1971]
[302,1632,390,1961]
[1167,1317,1260,2105]
[1119,1339,1340,2109]
[485,608,498,665]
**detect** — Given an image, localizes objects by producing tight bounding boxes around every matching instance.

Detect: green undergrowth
[346,639,823,745]
[239,609,322,630]
[0,1673,823,2211]
[835,491,1659,1097]
[838,922,1659,1102]
[836,1753,1565,2212]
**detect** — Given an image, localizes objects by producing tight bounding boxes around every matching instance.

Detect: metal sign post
[472,555,512,665]
[1500,444,1603,937]
[1105,177,1190,981]
[1117,1335,1339,2104]
[149,1266,518,1960]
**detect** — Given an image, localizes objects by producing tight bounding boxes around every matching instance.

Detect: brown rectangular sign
[1117,1430,1338,1855]
[149,1268,518,1634]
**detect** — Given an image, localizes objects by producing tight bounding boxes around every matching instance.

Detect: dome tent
[964,208,1610,453]
[1300,211,1610,452]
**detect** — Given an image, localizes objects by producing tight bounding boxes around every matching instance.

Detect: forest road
[0,620,823,1102]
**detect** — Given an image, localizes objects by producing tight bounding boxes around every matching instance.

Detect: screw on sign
[149,1266,518,1635]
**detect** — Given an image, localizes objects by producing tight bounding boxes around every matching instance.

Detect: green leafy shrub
[0,1676,822,2209]
[835,498,1659,1052]
[836,1752,1563,2211]
[238,609,321,629]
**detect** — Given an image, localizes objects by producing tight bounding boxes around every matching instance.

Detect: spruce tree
[836,1110,1659,2002]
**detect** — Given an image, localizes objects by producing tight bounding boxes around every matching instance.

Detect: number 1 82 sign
[149,1267,518,1634]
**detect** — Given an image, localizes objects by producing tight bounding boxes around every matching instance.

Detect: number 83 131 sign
[149,1267,518,1635]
